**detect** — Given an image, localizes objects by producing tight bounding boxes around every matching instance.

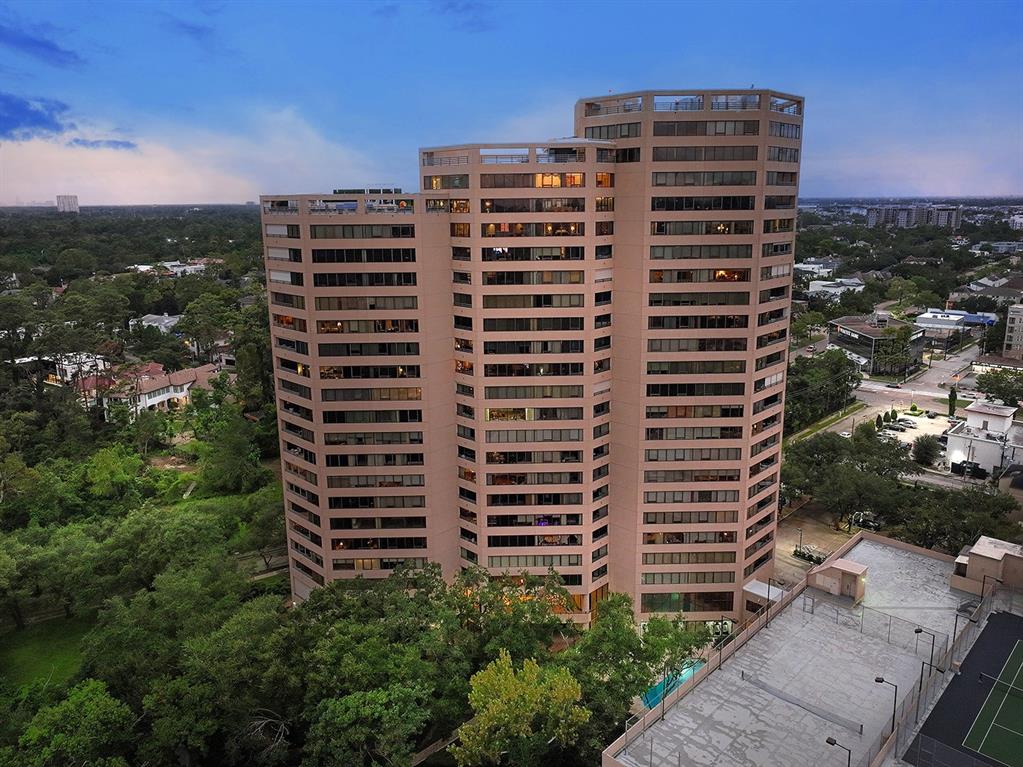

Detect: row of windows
[310,224,415,239]
[650,244,752,260]
[485,513,583,527]
[316,319,418,334]
[333,557,428,571]
[652,146,758,162]
[652,195,755,211]
[642,551,736,565]
[638,593,736,613]
[649,291,749,307]
[641,571,735,585]
[651,220,754,236]
[768,121,801,138]
[644,489,739,504]
[487,493,583,507]
[648,338,747,352]
[479,173,606,189]
[318,342,419,357]
[647,360,745,375]
[329,516,426,529]
[324,431,423,445]
[583,122,641,140]
[314,295,418,311]
[321,387,421,402]
[312,272,416,288]
[652,120,759,136]
[651,268,749,284]
[646,404,744,419]
[323,409,422,423]
[652,171,756,187]
[643,531,736,545]
[767,146,799,162]
[482,341,583,356]
[311,248,416,263]
[480,197,589,213]
[483,362,585,377]
[644,470,740,483]
[478,294,583,309]
[485,428,583,443]
[645,448,743,462]
[326,453,423,466]
[329,496,425,509]
[648,314,748,330]
[484,407,584,422]
[482,246,586,262]
[319,365,419,380]
[647,383,745,397]
[488,554,581,568]
[482,384,584,399]
[485,450,583,465]
[327,474,424,489]
[486,472,583,486]
[480,270,583,285]
[331,536,427,549]
[645,426,743,440]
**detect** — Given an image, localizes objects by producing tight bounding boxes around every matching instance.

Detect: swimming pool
[641,660,706,708]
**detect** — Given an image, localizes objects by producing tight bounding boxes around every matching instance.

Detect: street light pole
[797,527,804,552]
[825,736,851,767]
[914,627,936,671]
[875,676,898,737]
[915,660,946,722]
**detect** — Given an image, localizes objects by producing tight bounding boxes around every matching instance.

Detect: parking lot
[871,409,953,465]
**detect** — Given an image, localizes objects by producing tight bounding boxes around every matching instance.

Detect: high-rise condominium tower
[262,89,803,624]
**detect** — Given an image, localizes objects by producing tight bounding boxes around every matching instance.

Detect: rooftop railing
[481,154,530,164]
[711,95,762,111]
[770,96,803,115]
[263,204,299,214]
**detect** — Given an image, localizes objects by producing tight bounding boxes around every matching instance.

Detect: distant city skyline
[0,0,1021,205]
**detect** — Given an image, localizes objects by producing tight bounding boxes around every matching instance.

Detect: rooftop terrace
[606,537,979,767]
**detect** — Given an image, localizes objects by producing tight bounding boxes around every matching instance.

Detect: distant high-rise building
[55,195,79,214]
[866,204,961,230]
[261,89,802,622]
[1008,214,1023,231]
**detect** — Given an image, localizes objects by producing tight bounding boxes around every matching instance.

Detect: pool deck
[612,539,974,767]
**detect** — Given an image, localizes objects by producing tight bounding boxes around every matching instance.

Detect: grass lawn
[0,614,95,688]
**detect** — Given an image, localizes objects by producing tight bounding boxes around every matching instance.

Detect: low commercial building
[828,315,924,376]
[945,400,1023,477]
[914,310,966,340]
[807,277,864,300]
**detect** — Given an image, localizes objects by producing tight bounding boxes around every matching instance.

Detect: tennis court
[963,640,1023,766]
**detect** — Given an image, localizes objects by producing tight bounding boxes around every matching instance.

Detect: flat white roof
[965,400,1017,418]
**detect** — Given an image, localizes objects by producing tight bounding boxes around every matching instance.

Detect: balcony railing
[481,154,530,164]
[263,205,299,214]
[422,155,470,166]
[711,95,762,111]
[537,151,585,163]
[770,97,802,116]
[584,99,642,116]
[653,96,704,112]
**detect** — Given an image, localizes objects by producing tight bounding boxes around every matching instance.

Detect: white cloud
[0,108,391,205]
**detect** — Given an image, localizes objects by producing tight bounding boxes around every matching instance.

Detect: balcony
[537,149,586,163]
[422,154,470,166]
[584,97,642,116]
[770,96,802,116]
[481,154,530,164]
[263,203,299,214]
[308,200,358,215]
[710,95,761,111]
[653,95,704,112]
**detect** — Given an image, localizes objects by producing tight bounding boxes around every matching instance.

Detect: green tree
[84,444,144,500]
[450,650,591,767]
[239,484,285,569]
[784,350,861,434]
[199,409,271,494]
[18,679,134,767]
[948,387,958,417]
[875,414,883,429]
[976,368,1023,406]
[883,411,892,423]
[912,435,942,466]
[177,293,236,362]
[302,684,431,767]
[557,594,657,763]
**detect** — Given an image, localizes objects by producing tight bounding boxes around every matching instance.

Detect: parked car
[805,345,816,354]
[899,421,918,429]
[886,383,902,389]
[925,411,938,419]
[839,431,852,438]
[886,424,906,432]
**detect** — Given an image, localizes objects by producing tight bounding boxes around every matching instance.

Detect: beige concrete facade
[261,89,803,622]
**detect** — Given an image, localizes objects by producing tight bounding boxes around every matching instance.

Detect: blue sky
[1,0,1021,204]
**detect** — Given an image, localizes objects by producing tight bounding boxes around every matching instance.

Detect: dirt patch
[149,455,194,472]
